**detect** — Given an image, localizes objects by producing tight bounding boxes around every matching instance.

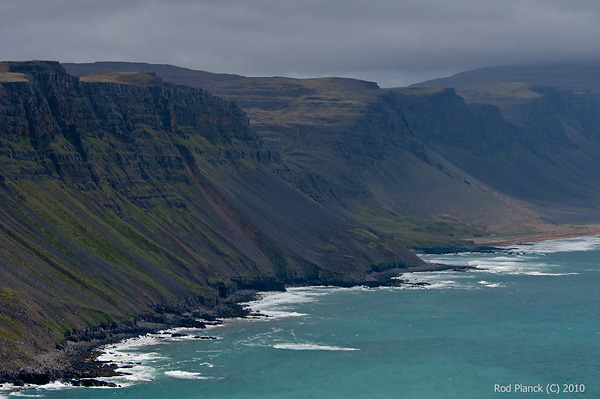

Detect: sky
[1,0,599,87]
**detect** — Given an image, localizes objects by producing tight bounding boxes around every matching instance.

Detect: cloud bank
[1,0,599,86]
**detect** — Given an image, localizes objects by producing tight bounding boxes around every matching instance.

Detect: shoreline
[470,225,600,246]
[0,262,472,389]
[0,291,255,389]
[3,230,598,390]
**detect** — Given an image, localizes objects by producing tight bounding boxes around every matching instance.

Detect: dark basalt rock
[16,372,51,385]
[68,378,118,388]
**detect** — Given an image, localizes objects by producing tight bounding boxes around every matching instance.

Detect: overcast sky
[1,0,599,87]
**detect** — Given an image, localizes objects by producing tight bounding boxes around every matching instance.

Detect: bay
[6,236,600,398]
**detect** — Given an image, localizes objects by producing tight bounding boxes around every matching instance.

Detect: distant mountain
[410,61,600,215]
[412,61,600,92]
[410,61,600,121]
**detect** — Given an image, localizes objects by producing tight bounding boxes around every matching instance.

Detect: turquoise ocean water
[3,236,600,398]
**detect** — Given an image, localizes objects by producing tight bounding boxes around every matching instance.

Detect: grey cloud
[1,0,600,86]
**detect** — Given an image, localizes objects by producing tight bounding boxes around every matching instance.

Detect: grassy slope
[0,171,276,367]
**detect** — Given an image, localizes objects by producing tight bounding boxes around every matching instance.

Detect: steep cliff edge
[0,61,420,376]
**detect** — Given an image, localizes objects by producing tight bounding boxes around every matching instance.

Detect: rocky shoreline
[0,290,256,389]
[0,263,476,390]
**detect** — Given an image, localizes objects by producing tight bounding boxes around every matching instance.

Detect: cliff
[64,63,564,242]
[0,61,421,376]
[412,63,600,214]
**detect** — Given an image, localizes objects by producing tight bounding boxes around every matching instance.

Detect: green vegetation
[348,205,484,248]
[80,72,160,86]
[0,72,28,82]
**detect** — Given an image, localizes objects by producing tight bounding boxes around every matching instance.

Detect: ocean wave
[164,370,216,380]
[416,240,589,285]
[242,287,333,318]
[257,310,309,318]
[99,350,165,362]
[30,381,74,391]
[94,335,169,384]
[468,259,551,274]
[1,381,77,397]
[522,271,579,276]
[99,335,166,354]
[272,343,359,351]
[510,235,600,254]
[478,280,503,288]
[401,271,476,290]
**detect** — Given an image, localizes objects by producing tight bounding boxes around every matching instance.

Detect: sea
[2,236,599,398]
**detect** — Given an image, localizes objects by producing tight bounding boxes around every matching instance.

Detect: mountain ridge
[2,59,600,381]
[64,62,600,225]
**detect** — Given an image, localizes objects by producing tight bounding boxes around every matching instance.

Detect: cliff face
[65,62,597,241]
[0,61,419,372]
[64,61,600,233]
[409,77,600,210]
[410,61,600,208]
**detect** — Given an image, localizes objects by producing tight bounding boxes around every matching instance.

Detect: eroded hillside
[0,61,418,372]
[66,62,587,245]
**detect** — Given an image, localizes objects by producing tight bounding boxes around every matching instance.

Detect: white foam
[158,326,216,337]
[93,334,171,385]
[401,271,476,290]
[478,280,503,288]
[32,381,73,391]
[262,311,309,318]
[164,371,214,380]
[510,235,600,254]
[272,343,359,351]
[468,258,549,274]
[242,287,333,318]
[98,335,165,358]
[416,237,597,283]
[522,271,579,276]
[2,381,79,397]
[0,385,19,393]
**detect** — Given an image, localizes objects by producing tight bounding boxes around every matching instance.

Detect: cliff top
[80,71,162,86]
[0,72,28,82]
[1,60,64,74]
[0,61,164,87]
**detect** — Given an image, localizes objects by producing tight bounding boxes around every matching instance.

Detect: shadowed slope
[0,61,420,373]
